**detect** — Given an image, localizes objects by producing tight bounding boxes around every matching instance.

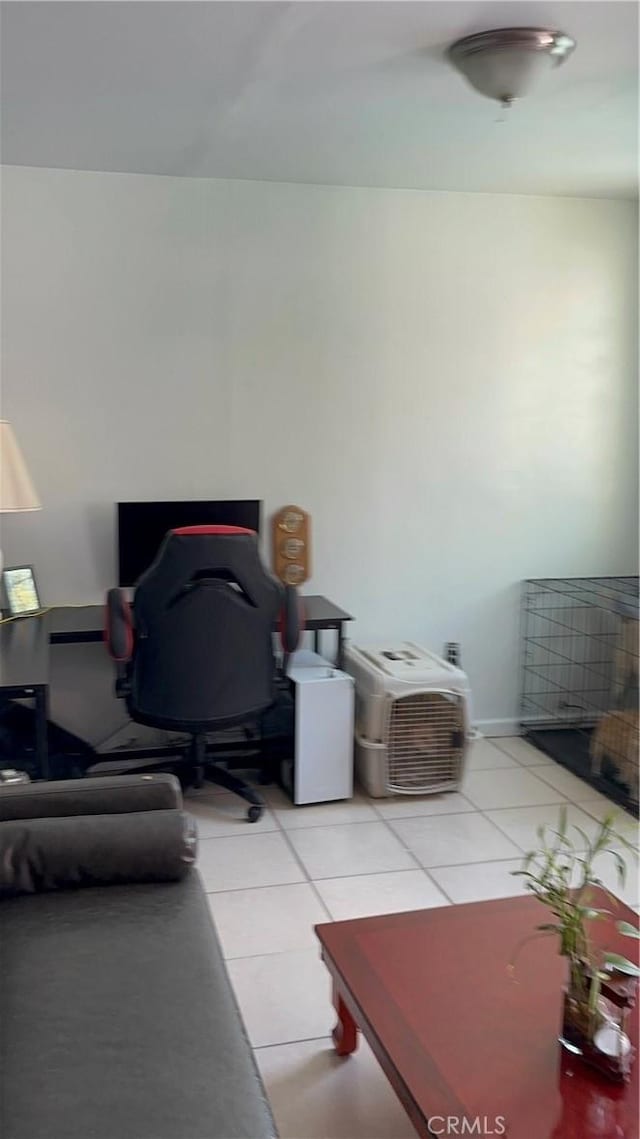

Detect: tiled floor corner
[314,868,448,920]
[286,819,416,879]
[198,830,305,892]
[388,810,522,867]
[192,734,639,1138]
[209,881,328,959]
[429,858,528,905]
[226,948,332,1048]
[256,1036,417,1139]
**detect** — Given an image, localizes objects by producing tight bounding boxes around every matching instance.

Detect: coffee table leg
[332,984,358,1055]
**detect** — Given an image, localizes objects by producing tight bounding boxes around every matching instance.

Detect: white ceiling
[1,1,638,198]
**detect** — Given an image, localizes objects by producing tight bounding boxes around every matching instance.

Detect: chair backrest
[129,526,282,731]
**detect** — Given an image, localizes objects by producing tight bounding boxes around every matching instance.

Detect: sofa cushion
[0,772,182,821]
[0,874,277,1139]
[0,810,196,894]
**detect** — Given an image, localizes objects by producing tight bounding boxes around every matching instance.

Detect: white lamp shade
[448,28,576,106]
[0,421,41,511]
[458,48,555,102]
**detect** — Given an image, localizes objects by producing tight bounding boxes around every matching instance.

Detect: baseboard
[473,718,520,738]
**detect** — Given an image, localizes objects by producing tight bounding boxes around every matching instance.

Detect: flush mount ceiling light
[447,27,576,109]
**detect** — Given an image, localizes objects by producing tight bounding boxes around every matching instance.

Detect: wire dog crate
[520,577,639,816]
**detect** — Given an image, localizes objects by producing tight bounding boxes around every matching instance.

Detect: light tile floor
[189,736,639,1139]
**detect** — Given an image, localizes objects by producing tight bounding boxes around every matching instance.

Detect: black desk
[48,595,354,666]
[0,619,50,778]
[1,596,353,779]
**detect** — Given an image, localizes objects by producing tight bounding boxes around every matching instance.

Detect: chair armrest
[105,588,134,698]
[280,585,303,654]
[105,587,134,662]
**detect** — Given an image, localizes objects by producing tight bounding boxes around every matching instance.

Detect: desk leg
[34,686,49,780]
[332,982,359,1056]
[314,630,320,655]
[337,623,345,670]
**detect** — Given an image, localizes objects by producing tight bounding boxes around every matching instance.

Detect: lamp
[448,27,576,109]
[0,420,41,574]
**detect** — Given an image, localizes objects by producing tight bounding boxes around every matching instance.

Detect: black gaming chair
[105,525,300,822]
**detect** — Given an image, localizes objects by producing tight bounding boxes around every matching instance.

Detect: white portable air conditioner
[343,642,472,798]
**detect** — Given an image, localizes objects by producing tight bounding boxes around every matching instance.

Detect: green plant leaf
[603,848,628,887]
[617,921,640,939]
[548,823,572,849]
[603,953,640,977]
[571,825,591,851]
[536,923,562,933]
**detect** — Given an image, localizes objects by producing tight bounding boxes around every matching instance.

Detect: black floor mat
[525,727,638,818]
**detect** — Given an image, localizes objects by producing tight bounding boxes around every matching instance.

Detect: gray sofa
[0,774,277,1139]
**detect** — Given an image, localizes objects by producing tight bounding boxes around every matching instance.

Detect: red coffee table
[316,891,639,1139]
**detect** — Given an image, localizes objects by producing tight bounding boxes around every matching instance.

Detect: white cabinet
[282,650,354,804]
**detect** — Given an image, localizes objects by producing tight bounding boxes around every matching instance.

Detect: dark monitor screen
[117,500,261,587]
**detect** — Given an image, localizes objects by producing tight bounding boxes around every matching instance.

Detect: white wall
[1,165,638,741]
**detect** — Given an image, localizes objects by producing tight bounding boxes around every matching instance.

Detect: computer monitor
[117,500,261,587]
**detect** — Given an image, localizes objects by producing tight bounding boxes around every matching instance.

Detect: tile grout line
[202,862,458,895]
[472,775,637,858]
[197,809,482,837]
[470,741,579,853]
[194,785,327,903]
[373,810,446,876]
[200,848,542,893]
[254,1034,333,1053]
[491,738,540,765]
[266,789,335,923]
[224,946,326,964]
[421,866,456,905]
[473,797,565,856]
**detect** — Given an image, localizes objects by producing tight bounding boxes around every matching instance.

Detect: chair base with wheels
[185,732,265,822]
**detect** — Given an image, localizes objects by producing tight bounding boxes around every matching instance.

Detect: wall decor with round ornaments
[272,505,311,585]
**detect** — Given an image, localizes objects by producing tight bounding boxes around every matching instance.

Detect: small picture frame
[2,565,41,617]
